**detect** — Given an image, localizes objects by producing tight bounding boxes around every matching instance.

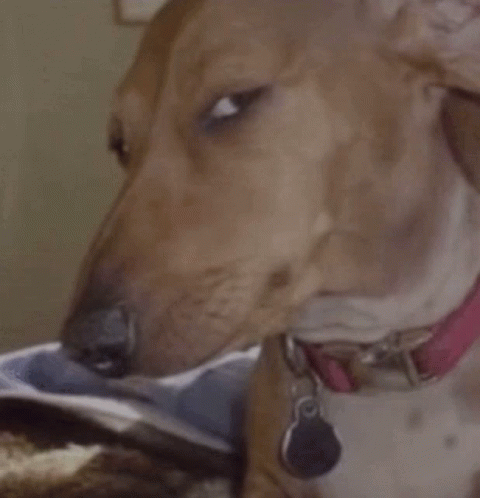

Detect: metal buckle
[283,335,323,395]
[320,329,437,389]
[356,329,435,388]
[284,335,309,377]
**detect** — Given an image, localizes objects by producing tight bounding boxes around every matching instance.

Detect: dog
[61,0,480,496]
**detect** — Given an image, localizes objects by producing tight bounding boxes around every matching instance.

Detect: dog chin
[291,272,480,346]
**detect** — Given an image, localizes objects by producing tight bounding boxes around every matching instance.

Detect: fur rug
[0,406,236,498]
[0,433,232,498]
[0,432,236,498]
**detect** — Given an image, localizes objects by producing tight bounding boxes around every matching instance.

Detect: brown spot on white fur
[406,409,424,430]
[444,434,459,449]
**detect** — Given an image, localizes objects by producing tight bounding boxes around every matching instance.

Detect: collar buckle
[352,329,436,388]
[284,335,309,377]
[299,329,437,391]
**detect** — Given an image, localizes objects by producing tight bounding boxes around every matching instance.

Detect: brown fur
[63,0,480,376]
[61,1,480,496]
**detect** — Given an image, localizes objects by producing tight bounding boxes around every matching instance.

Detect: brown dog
[61,0,480,496]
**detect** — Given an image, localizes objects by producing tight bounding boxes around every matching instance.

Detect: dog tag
[281,396,342,479]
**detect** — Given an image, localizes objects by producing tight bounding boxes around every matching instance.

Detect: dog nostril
[63,306,136,378]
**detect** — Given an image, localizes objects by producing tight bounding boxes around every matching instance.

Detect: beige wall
[0,0,143,351]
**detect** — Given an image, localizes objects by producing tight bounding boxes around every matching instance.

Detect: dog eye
[108,117,130,167]
[109,134,130,166]
[211,96,241,120]
[203,87,267,129]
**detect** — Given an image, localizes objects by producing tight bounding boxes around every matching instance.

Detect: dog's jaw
[292,161,480,345]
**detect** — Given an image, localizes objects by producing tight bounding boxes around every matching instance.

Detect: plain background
[0,0,143,352]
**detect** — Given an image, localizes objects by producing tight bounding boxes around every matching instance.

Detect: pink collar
[302,277,480,392]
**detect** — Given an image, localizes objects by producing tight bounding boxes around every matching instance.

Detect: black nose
[62,306,136,378]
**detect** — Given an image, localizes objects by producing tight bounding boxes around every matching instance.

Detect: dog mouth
[63,267,480,381]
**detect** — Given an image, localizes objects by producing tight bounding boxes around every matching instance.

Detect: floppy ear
[383,1,480,189]
[386,1,480,90]
[442,90,480,190]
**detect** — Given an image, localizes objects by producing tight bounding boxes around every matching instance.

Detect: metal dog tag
[281,396,342,479]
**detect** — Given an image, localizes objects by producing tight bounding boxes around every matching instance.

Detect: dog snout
[62,304,136,378]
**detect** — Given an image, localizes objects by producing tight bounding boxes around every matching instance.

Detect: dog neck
[293,274,480,392]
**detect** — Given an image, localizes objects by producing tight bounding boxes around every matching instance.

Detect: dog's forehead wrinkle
[154,0,364,100]
[172,31,305,105]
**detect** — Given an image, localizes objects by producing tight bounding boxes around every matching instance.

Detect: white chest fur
[317,339,480,498]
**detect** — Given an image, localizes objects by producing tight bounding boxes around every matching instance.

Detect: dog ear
[360,0,404,23]
[442,89,480,191]
[366,1,480,91]
[383,1,480,189]
[381,2,478,85]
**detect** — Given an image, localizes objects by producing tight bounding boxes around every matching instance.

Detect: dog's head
[61,0,480,377]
